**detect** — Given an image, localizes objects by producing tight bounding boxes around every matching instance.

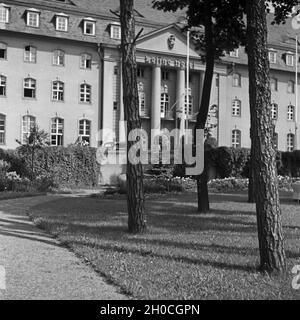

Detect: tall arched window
[51,118,64,146]
[287,80,295,94]
[287,104,295,121]
[53,50,65,66]
[287,133,295,152]
[271,103,278,120]
[52,81,64,101]
[0,114,6,145]
[23,78,36,98]
[232,99,241,117]
[0,75,6,96]
[80,53,92,69]
[138,82,146,117]
[270,78,278,91]
[232,129,241,149]
[232,73,241,87]
[160,85,169,118]
[79,119,91,145]
[273,132,278,150]
[24,45,37,63]
[0,42,7,59]
[22,115,36,144]
[184,88,193,117]
[80,83,91,103]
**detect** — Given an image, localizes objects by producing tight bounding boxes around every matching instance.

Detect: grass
[29,192,300,300]
[0,191,47,201]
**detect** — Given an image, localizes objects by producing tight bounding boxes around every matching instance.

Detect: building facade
[0,0,299,152]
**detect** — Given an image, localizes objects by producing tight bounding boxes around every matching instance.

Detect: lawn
[29,192,300,300]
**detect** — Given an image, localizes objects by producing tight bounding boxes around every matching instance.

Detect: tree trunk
[195,1,215,213]
[246,0,286,273]
[120,0,146,234]
[248,155,255,203]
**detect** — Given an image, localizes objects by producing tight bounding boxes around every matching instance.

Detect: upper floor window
[80,83,91,103]
[0,42,7,59]
[80,53,92,69]
[232,99,241,117]
[110,23,121,40]
[287,133,295,152]
[287,80,295,94]
[0,114,5,145]
[24,45,37,63]
[83,18,96,36]
[55,14,68,32]
[271,103,278,120]
[53,50,65,66]
[0,5,9,23]
[138,82,147,117]
[160,85,169,118]
[286,53,294,66]
[23,78,36,98]
[52,81,64,101]
[51,117,64,146]
[229,48,239,58]
[162,70,169,81]
[232,129,241,149]
[269,50,277,64]
[22,115,36,144]
[79,119,91,145]
[26,9,40,28]
[232,73,241,87]
[287,104,295,121]
[0,75,6,96]
[270,78,278,91]
[137,67,145,78]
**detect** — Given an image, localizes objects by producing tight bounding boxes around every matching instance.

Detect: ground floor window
[0,114,5,145]
[287,133,295,152]
[51,117,64,146]
[22,115,36,144]
[79,119,91,145]
[232,129,241,148]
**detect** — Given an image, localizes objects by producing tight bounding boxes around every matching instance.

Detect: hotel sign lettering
[144,56,195,69]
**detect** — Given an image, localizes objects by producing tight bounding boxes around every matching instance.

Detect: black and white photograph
[0,0,299,307]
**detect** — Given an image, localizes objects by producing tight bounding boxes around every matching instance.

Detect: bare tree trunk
[246,0,286,273]
[120,0,146,234]
[248,154,256,203]
[195,2,215,213]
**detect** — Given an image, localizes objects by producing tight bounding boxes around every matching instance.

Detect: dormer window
[26,9,40,28]
[55,13,68,32]
[110,23,121,40]
[0,4,9,23]
[286,52,294,66]
[269,49,277,64]
[83,18,96,36]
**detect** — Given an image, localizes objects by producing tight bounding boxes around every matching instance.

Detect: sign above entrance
[144,55,195,70]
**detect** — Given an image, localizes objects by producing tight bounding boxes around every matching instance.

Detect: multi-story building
[0,0,299,152]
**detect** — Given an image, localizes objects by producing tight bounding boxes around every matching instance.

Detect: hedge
[0,146,100,188]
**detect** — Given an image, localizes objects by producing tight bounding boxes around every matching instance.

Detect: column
[151,65,161,136]
[176,68,185,118]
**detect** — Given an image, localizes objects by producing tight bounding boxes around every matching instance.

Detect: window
[232,99,241,117]
[0,114,5,145]
[230,48,239,58]
[23,78,36,98]
[287,80,295,94]
[269,50,277,64]
[138,82,146,117]
[287,105,295,121]
[53,50,65,66]
[52,81,64,101]
[22,115,36,144]
[287,133,295,152]
[160,85,169,118]
[0,42,7,59]
[79,119,91,145]
[286,53,294,66]
[232,130,241,149]
[270,78,278,91]
[0,5,9,23]
[80,83,91,103]
[80,53,92,69]
[273,132,278,150]
[51,118,64,146]
[184,92,193,117]
[83,18,96,35]
[232,73,241,87]
[26,10,40,28]
[271,103,278,120]
[110,24,121,40]
[55,15,68,32]
[137,67,145,78]
[24,45,37,63]
[0,75,6,96]
[162,70,169,81]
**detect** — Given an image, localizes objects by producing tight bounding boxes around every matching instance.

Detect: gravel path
[0,196,127,300]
